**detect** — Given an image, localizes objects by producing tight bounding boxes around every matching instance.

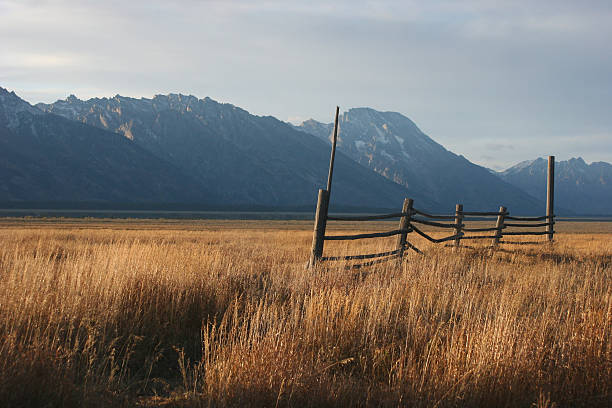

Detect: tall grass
[0,225,610,407]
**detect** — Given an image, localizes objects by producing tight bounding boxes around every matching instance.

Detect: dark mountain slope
[0,88,210,204]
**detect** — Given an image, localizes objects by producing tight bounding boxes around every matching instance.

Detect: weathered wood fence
[309,198,555,269]
[307,107,556,269]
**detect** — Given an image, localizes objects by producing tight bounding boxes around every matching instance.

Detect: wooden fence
[307,106,556,269]
[309,198,555,269]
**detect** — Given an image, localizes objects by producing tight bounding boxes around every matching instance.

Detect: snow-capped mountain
[297,108,542,214]
[498,157,612,215]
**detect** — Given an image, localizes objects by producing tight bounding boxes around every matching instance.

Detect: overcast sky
[2,0,611,170]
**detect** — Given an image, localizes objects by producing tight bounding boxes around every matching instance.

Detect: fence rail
[411,218,460,228]
[461,211,508,217]
[327,212,408,221]
[324,229,409,241]
[412,209,455,220]
[321,248,401,261]
[504,222,553,228]
[505,215,554,221]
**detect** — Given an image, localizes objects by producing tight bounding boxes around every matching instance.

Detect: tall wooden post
[309,189,330,268]
[326,106,340,194]
[309,107,340,268]
[396,198,413,260]
[546,156,555,242]
[454,204,464,248]
[492,206,507,246]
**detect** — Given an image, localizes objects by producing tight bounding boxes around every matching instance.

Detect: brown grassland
[0,218,610,407]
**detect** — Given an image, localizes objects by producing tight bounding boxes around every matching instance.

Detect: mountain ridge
[0,87,213,204]
[35,91,427,210]
[497,157,612,215]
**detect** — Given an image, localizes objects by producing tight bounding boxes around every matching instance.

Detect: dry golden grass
[0,219,610,407]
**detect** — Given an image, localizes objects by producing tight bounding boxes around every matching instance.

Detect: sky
[1,0,611,170]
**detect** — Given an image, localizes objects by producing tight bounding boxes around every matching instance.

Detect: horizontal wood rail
[321,248,401,261]
[461,210,509,217]
[327,212,410,221]
[499,240,548,245]
[411,218,462,228]
[505,215,554,221]
[502,231,552,236]
[412,209,455,220]
[324,229,410,241]
[504,222,554,228]
[462,226,502,232]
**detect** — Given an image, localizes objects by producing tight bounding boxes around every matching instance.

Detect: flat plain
[0,218,610,407]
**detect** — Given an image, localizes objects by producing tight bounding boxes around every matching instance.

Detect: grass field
[0,218,610,407]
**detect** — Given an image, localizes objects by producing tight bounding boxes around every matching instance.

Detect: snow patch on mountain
[374,125,389,144]
[355,140,366,150]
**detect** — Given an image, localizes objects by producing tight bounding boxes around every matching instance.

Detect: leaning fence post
[308,107,340,268]
[454,204,463,248]
[309,189,330,268]
[546,155,555,242]
[492,206,507,246]
[396,198,413,260]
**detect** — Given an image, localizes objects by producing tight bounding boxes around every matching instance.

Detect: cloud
[0,52,83,69]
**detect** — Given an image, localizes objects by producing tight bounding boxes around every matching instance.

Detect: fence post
[454,204,463,248]
[546,156,555,242]
[309,189,330,268]
[309,107,340,268]
[396,198,413,260]
[492,206,507,246]
[326,107,340,194]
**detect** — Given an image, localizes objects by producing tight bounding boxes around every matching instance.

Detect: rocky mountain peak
[299,108,450,176]
[502,157,591,177]
[567,157,587,168]
[0,87,42,128]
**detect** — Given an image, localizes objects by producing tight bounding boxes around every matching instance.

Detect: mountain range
[1,88,416,211]
[498,157,612,215]
[1,86,610,215]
